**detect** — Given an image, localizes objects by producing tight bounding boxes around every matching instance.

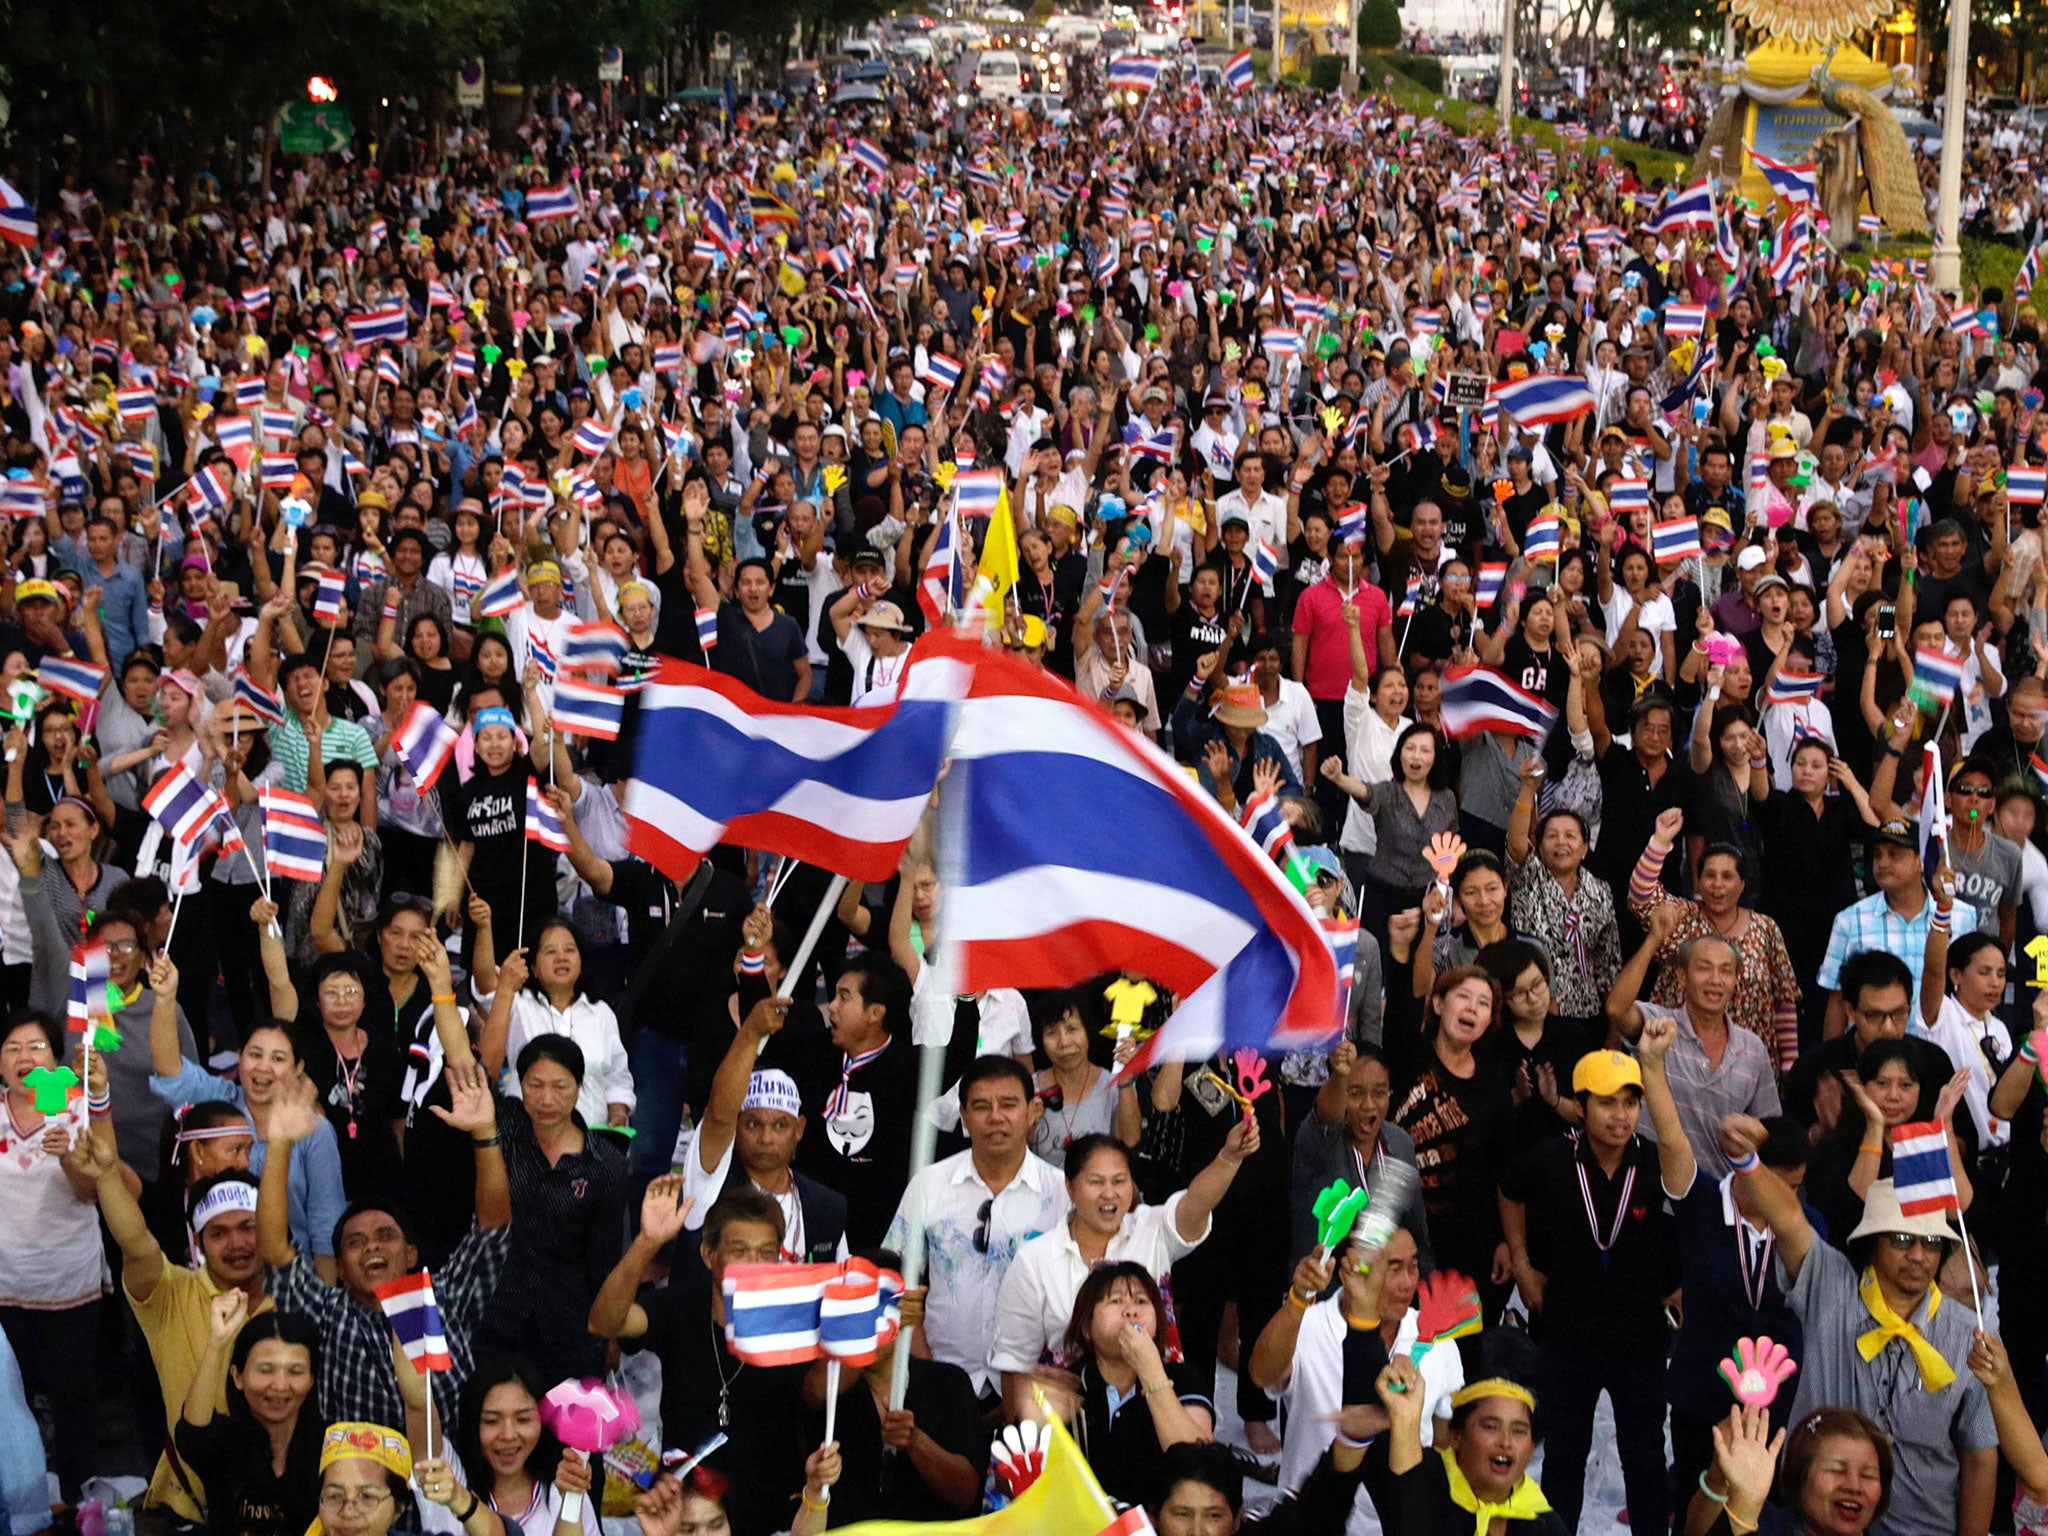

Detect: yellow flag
[831,1412,1116,1536]
[778,262,806,298]
[978,486,1020,616]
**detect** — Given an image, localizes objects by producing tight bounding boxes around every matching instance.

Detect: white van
[975,49,1025,99]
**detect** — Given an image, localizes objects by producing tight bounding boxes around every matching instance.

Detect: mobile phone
[1876,604,1897,640]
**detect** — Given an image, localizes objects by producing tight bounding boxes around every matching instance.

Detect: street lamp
[1932,0,1971,291]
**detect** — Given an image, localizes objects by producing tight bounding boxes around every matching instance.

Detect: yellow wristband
[1858,1143,1882,1156]
[432,993,458,1005]
[801,1491,830,1511]
[1346,1314,1380,1331]
[1286,1288,1312,1312]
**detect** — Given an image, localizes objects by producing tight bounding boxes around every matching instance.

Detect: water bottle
[106,1507,134,1536]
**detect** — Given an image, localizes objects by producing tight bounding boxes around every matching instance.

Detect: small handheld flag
[374,1271,454,1372]
[1889,1121,1961,1215]
[525,778,570,853]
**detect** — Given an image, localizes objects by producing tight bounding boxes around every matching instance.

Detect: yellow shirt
[127,1263,274,1519]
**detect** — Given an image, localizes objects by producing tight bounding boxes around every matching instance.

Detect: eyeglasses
[1509,979,1550,1001]
[104,940,141,956]
[1853,1006,1912,1027]
[1882,1233,1946,1253]
[1950,783,1993,799]
[0,1039,52,1057]
[972,1196,994,1256]
[1348,1084,1392,1104]
[319,1488,393,1514]
[322,985,365,1000]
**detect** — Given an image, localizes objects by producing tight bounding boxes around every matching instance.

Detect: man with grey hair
[1606,903,1782,1170]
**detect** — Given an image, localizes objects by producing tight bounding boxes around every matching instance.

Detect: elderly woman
[1682,1403,1893,1536]
[311,1423,414,1536]
[1629,807,1803,1072]
[1504,758,1622,1036]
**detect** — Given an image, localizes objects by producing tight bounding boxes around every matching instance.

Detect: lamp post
[1496,0,1516,128]
[1931,0,1971,291]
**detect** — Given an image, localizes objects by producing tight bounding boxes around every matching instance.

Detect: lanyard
[1573,1137,1635,1254]
[1736,1216,1775,1313]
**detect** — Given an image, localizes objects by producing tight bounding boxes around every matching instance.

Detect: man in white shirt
[886,1058,1068,1399]
[1246,1225,1461,1533]
[1247,634,1322,788]
[1213,449,1288,558]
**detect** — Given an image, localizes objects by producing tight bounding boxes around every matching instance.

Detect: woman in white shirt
[481,920,634,1130]
[1332,663,1411,861]
[415,1359,601,1536]
[1918,926,2013,1152]
[1598,543,1677,680]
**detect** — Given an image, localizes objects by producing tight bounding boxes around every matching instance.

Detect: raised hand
[639,1175,693,1247]
[1717,1336,1797,1409]
[1250,756,1283,802]
[1710,1405,1786,1517]
[1652,806,1684,846]
[330,821,365,868]
[1375,1355,1425,1422]
[1639,1011,1678,1062]
[1935,1066,1972,1126]
[268,1069,326,1147]
[427,1060,496,1136]
[208,1287,250,1345]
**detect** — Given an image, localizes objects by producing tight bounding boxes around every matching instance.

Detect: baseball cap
[1572,1049,1644,1097]
[1735,545,1769,572]
[1872,816,1919,850]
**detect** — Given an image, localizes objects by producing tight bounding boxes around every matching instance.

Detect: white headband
[190,1178,259,1233]
[741,1070,803,1119]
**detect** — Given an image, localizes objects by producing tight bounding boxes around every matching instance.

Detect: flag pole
[819,1359,842,1502]
[1952,1186,1986,1318]
[890,701,966,1417]
[760,872,847,1065]
[164,890,186,951]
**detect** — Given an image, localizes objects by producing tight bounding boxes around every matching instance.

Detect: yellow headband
[320,1422,413,1479]
[1451,1378,1538,1412]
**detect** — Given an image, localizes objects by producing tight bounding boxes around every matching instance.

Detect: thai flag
[393,701,461,791]
[1224,49,1255,93]
[1860,213,1885,237]
[1261,327,1304,359]
[1607,478,1651,515]
[0,178,37,248]
[1410,308,1444,337]
[117,387,157,422]
[1650,517,1701,562]
[571,418,616,458]
[0,483,45,518]
[1663,304,1708,337]
[312,569,347,625]
[1323,916,1360,1031]
[920,509,961,625]
[38,656,106,704]
[651,343,683,376]
[819,1259,904,1366]
[145,763,229,847]
[234,377,267,408]
[216,417,254,469]
[1403,419,1440,454]
[722,1263,833,1366]
[476,566,524,619]
[1764,668,1827,707]
[233,672,287,726]
[850,138,890,179]
[1651,180,1717,233]
[695,607,720,653]
[449,346,477,382]
[553,677,627,741]
[525,185,580,222]
[1125,422,1177,463]
[1475,562,1508,609]
[1251,540,1280,595]
[2008,466,2047,506]
[1522,514,1562,561]
[347,307,410,346]
[1439,664,1558,741]
[261,406,297,444]
[932,631,1338,1070]
[263,788,328,881]
[123,440,159,481]
[526,778,570,853]
[923,353,962,393]
[1749,149,1819,207]
[65,937,110,1037]
[1911,647,1967,708]
[374,1272,454,1372]
[1396,574,1424,618]
[1950,304,1983,337]
[531,635,560,685]
[1489,374,1596,428]
[560,622,629,677]
[240,284,271,313]
[1106,56,1164,91]
[258,454,295,492]
[624,649,966,883]
[704,193,740,256]
[187,464,233,515]
[1889,1120,1960,1215]
[1770,228,1811,292]
[1333,504,1367,548]
[1240,789,1298,869]
[953,469,1005,519]
[2019,245,2041,302]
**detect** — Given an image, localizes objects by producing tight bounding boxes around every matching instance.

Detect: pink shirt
[1295,578,1391,701]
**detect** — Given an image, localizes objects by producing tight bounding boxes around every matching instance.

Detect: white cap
[1736,545,1770,572]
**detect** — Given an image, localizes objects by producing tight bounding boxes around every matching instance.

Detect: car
[986,4,1025,19]
[974,48,1025,99]
[1894,109,1941,152]
[898,36,935,61]
[1017,91,1074,124]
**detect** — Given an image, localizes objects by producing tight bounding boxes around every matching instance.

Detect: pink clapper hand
[1717,1336,1797,1409]
[1231,1048,1272,1109]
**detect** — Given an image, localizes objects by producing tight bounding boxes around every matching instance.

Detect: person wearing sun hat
[1719,1115,1997,1536]
[1170,671,1302,811]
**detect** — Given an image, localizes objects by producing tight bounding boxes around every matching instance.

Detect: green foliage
[1308,53,1346,91]
[1609,0,1723,46]
[1356,0,1403,49]
[1361,50,1442,91]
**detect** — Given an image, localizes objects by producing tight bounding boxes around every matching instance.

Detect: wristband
[1726,1149,1761,1175]
[739,947,767,976]
[1144,1380,1173,1399]
[1345,1313,1380,1331]
[1929,908,1952,931]
[87,1092,112,1115]
[472,1134,500,1149]
[1336,1431,1377,1449]
[1286,1287,1313,1312]
[458,1493,481,1523]
[801,1491,830,1512]
[1748,756,1767,770]
[2023,1038,2042,1066]
[1697,1474,1730,1505]
[431,993,458,1005]
[1858,1142,1883,1156]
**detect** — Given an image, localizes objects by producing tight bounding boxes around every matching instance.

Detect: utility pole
[1495,0,1515,127]
[1271,0,1284,82]
[1931,0,1970,291]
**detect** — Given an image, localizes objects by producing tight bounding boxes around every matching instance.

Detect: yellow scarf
[1440,1447,1552,1536]
[1855,1268,1955,1390]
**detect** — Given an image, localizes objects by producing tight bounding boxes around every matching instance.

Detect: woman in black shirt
[174,1298,325,1536]
[1062,1262,1215,1511]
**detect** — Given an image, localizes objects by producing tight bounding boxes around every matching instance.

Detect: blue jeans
[628,1030,691,1192]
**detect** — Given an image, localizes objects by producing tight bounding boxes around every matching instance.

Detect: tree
[1357,0,1402,50]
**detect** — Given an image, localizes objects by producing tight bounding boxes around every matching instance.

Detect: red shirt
[1294,578,1391,702]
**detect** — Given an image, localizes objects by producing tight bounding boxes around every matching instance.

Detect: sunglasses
[972,1197,994,1256]
[1882,1233,1946,1253]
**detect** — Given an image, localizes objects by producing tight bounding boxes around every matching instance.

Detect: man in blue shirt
[57,512,151,666]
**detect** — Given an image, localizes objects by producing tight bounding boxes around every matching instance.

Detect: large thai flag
[263,788,328,881]
[626,648,968,882]
[393,701,461,791]
[723,1259,901,1367]
[1889,1121,1960,1216]
[1107,56,1165,90]
[374,1271,454,1371]
[38,656,107,704]
[1439,665,1558,740]
[926,630,1337,1070]
[1224,49,1256,93]
[525,185,580,222]
[1489,374,1596,428]
[144,764,229,846]
[1650,179,1717,233]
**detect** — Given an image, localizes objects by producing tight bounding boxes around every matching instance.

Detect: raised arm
[697,993,790,1179]
[1721,1112,1815,1278]
[1637,1012,1697,1196]
[62,1116,164,1300]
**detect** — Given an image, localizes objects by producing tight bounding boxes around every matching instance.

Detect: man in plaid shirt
[257,1060,510,1428]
